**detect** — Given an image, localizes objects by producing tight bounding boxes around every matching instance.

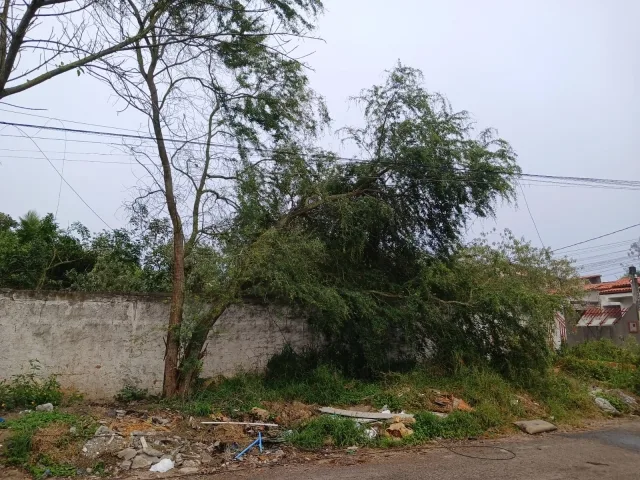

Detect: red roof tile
[577,306,628,326]
[583,277,638,295]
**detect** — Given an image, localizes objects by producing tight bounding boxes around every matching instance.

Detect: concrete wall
[565,308,640,346]
[0,290,314,399]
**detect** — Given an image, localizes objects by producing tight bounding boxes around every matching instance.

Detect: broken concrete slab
[514,420,557,435]
[594,397,619,415]
[318,407,414,421]
[116,448,138,461]
[131,454,158,469]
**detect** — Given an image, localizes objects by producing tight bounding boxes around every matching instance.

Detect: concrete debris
[513,420,557,435]
[385,422,413,439]
[318,407,414,421]
[179,467,200,474]
[182,459,200,468]
[116,448,138,461]
[150,458,174,472]
[152,416,171,426]
[143,445,164,457]
[250,407,270,421]
[82,427,126,458]
[119,460,132,470]
[95,425,113,436]
[35,403,54,412]
[131,454,158,469]
[610,390,637,406]
[594,397,619,414]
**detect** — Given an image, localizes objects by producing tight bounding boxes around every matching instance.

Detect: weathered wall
[0,290,314,399]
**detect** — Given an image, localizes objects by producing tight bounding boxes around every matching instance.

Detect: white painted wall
[0,290,313,399]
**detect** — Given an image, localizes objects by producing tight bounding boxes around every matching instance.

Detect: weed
[115,384,149,402]
[289,416,367,449]
[1,411,96,467]
[563,339,640,365]
[412,411,484,441]
[0,360,62,410]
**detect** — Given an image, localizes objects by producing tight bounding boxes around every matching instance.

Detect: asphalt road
[195,419,640,480]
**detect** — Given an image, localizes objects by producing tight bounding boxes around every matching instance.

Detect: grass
[289,416,368,449]
[0,411,97,478]
[559,340,640,394]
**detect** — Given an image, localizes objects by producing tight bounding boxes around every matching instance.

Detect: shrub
[0,361,62,410]
[115,384,149,403]
[289,416,367,449]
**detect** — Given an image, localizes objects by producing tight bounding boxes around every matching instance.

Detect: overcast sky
[1,0,639,279]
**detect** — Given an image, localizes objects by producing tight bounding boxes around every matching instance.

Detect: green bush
[289,416,367,449]
[0,361,62,410]
[115,384,149,403]
[564,339,640,365]
[412,411,484,440]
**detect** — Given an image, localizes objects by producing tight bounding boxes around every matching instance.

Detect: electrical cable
[553,223,640,252]
[3,120,640,190]
[10,126,113,230]
[518,182,544,247]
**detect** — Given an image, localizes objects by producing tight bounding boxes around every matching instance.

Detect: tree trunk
[176,301,230,396]
[163,236,185,397]
[142,51,185,398]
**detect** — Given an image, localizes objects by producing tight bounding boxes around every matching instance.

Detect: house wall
[565,308,639,346]
[0,290,314,399]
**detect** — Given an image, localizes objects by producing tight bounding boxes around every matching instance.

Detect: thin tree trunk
[176,301,230,396]
[142,44,185,398]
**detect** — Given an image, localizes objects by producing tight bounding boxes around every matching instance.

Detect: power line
[0,106,147,134]
[518,182,544,247]
[4,120,640,190]
[553,223,640,253]
[11,126,113,230]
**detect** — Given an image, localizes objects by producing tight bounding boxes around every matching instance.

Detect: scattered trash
[69,426,77,434]
[318,407,414,421]
[380,405,391,414]
[385,422,413,439]
[429,412,448,418]
[0,418,5,423]
[364,427,378,439]
[513,419,557,435]
[433,395,474,413]
[150,458,174,472]
[235,432,263,460]
[35,403,54,412]
[594,397,619,415]
[346,445,358,454]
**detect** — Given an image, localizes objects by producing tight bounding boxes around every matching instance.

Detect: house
[564,275,640,346]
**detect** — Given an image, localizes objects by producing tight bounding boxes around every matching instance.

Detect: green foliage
[1,411,96,467]
[412,411,484,440]
[289,416,367,449]
[0,211,91,290]
[115,385,149,403]
[223,65,576,378]
[563,339,640,365]
[0,361,62,410]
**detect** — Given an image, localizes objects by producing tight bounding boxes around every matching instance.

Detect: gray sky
[1,0,639,279]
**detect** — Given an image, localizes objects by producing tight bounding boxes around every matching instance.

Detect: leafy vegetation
[559,340,640,394]
[0,412,96,467]
[0,361,62,410]
[114,384,150,403]
[289,417,367,449]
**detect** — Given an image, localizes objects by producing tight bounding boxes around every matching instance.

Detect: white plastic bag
[150,458,174,472]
